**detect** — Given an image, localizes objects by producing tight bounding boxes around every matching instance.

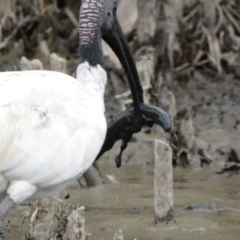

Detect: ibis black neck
[79,31,104,67]
[79,0,104,67]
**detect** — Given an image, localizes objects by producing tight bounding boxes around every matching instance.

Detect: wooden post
[154,139,174,223]
[83,163,103,187]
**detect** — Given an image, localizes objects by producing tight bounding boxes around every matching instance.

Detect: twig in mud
[198,149,213,167]
[65,206,90,240]
[64,8,78,28]
[113,229,124,240]
[152,0,240,79]
[217,148,240,176]
[223,6,240,35]
[0,16,37,50]
[170,107,195,167]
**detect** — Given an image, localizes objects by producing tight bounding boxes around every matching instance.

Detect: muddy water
[5,127,240,240]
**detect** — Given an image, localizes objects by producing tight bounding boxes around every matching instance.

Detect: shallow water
[5,128,240,240]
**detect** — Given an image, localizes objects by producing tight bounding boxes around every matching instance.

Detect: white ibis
[0,0,146,238]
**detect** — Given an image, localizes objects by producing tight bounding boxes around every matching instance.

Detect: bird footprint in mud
[96,104,172,168]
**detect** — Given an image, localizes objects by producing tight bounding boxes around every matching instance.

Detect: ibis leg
[0,195,15,239]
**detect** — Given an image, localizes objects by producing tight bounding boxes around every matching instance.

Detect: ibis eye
[107,12,111,17]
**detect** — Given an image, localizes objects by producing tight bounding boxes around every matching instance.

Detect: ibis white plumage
[0,64,107,198]
[0,0,144,238]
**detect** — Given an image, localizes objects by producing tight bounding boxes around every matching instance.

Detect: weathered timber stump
[154,139,174,223]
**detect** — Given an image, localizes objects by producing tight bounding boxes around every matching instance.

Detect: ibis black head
[101,0,118,31]
[79,0,143,113]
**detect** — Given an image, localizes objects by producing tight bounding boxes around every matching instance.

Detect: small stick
[167,91,176,118]
[50,53,67,73]
[19,56,43,70]
[154,139,174,223]
[113,229,124,240]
